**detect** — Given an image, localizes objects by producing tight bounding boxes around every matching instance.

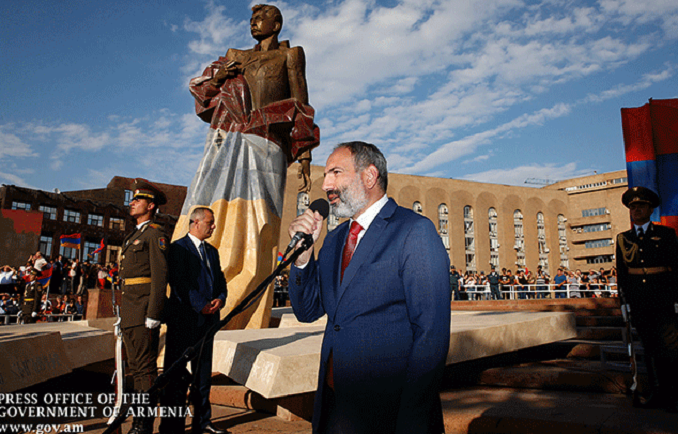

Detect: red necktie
[341,221,363,281]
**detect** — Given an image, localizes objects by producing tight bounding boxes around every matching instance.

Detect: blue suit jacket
[290,198,451,434]
[166,235,227,327]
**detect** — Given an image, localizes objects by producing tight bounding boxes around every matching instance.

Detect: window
[109,217,125,231]
[108,246,120,264]
[88,214,104,227]
[558,215,569,269]
[413,202,423,215]
[84,240,102,262]
[582,207,607,217]
[39,235,53,258]
[585,239,613,249]
[39,205,57,220]
[438,204,449,250]
[489,208,499,268]
[124,190,134,206]
[11,201,31,211]
[59,246,78,260]
[611,177,628,185]
[63,209,81,223]
[537,212,549,274]
[296,192,309,216]
[582,223,611,233]
[514,210,525,268]
[464,206,475,271]
[586,255,614,264]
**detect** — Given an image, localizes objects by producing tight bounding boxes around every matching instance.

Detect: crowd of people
[0,251,122,324]
[450,264,618,300]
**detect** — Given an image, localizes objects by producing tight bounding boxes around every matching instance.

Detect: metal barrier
[1,314,20,324]
[457,283,618,300]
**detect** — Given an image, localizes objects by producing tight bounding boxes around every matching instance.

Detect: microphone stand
[102,235,314,434]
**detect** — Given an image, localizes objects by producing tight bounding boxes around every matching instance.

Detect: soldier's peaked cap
[132,178,167,206]
[622,186,660,209]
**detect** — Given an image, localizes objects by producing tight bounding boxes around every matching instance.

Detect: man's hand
[201,298,224,315]
[298,159,311,193]
[288,208,324,267]
[210,61,240,87]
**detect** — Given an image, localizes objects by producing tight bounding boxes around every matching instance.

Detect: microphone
[286,199,330,254]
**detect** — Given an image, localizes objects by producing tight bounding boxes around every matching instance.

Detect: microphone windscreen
[309,198,330,220]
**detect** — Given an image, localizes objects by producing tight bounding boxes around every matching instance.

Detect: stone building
[0,177,185,265]
[545,170,629,270]
[0,168,630,274]
[282,165,630,275]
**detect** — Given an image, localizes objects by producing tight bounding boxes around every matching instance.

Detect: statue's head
[251,4,283,41]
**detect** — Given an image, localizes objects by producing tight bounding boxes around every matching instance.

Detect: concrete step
[440,386,678,434]
[474,359,631,394]
[576,326,623,341]
[451,298,622,317]
[576,315,624,327]
[209,380,678,434]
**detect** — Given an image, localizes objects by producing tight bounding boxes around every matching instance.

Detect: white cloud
[583,64,675,103]
[0,170,38,189]
[462,162,589,186]
[0,127,37,159]
[400,102,572,174]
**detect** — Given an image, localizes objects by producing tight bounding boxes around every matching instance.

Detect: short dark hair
[189,207,214,225]
[334,141,388,192]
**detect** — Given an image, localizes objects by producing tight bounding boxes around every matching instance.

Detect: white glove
[145,317,161,329]
[31,312,37,318]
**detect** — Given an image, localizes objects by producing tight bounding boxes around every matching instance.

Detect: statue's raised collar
[254,40,290,51]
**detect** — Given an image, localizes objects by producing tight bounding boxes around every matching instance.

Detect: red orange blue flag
[60,233,82,249]
[621,98,678,234]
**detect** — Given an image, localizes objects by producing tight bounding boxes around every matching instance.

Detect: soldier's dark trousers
[123,325,160,392]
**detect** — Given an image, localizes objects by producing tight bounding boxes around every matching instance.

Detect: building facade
[546,170,629,270]
[0,169,631,275]
[0,178,184,266]
[281,165,631,275]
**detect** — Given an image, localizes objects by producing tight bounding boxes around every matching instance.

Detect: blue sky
[1,0,677,192]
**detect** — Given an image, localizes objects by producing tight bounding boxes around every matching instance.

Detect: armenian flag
[621,98,678,234]
[60,233,82,249]
[89,238,105,258]
[38,263,52,288]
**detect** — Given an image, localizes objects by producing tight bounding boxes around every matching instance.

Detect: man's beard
[329,175,369,219]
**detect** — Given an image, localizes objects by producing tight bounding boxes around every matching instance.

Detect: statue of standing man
[175,4,319,329]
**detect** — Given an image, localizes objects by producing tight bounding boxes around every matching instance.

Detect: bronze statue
[175,4,319,329]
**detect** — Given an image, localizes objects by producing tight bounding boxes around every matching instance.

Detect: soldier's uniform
[119,179,168,433]
[616,186,678,411]
[21,271,42,323]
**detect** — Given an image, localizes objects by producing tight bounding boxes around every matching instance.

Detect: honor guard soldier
[22,269,43,323]
[120,178,169,434]
[616,186,678,412]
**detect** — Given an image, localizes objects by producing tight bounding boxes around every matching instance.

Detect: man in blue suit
[288,142,451,434]
[160,207,228,434]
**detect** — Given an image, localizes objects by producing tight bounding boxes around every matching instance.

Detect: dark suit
[289,198,451,434]
[616,223,678,403]
[160,235,227,433]
[119,221,168,392]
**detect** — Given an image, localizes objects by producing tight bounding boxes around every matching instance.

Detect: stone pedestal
[211,310,577,399]
[85,288,118,319]
[0,322,114,392]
